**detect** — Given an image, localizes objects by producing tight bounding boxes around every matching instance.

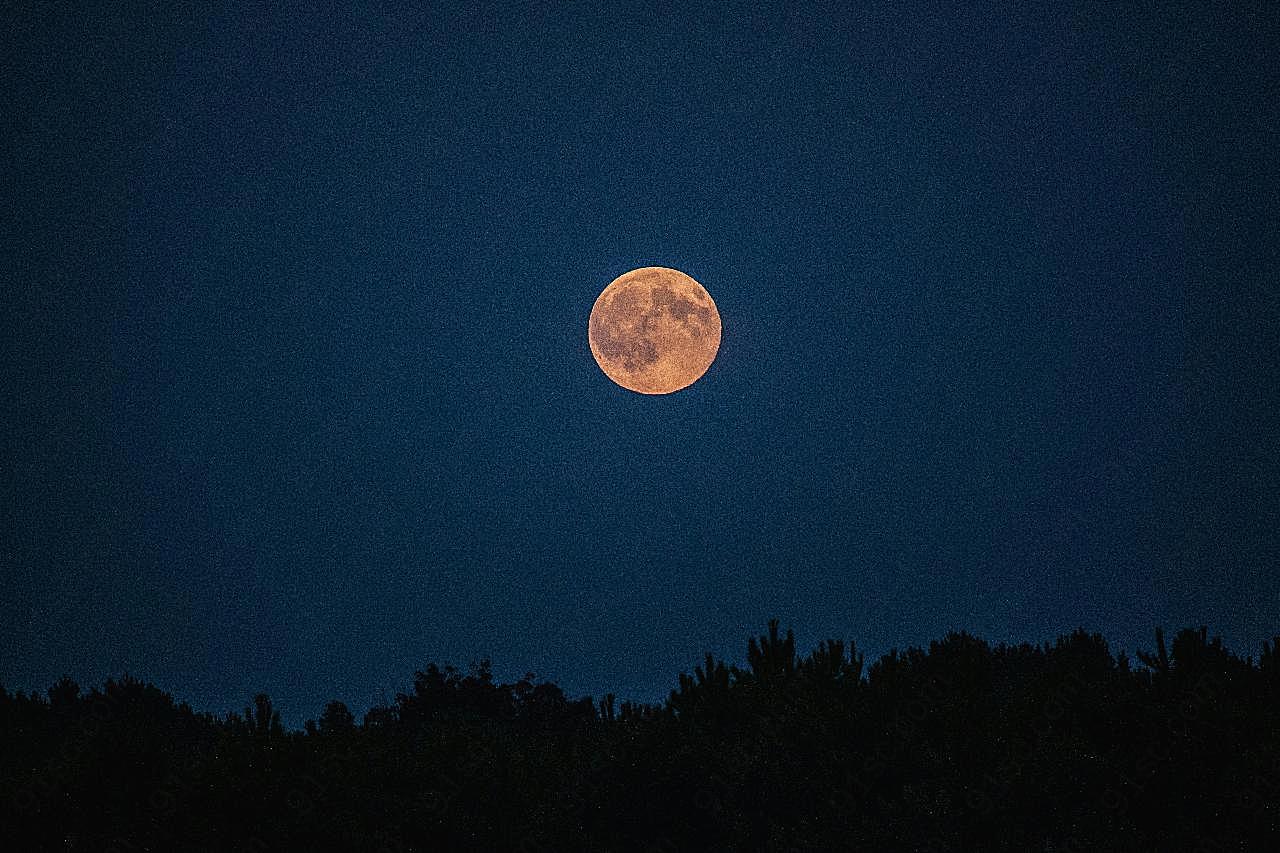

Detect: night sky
[4,2,1278,726]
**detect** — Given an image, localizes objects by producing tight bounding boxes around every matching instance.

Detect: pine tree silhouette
[745,618,796,682]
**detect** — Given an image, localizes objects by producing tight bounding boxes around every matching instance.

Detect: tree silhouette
[3,621,1279,851]
[317,699,356,735]
[1138,625,1172,674]
[243,691,284,741]
[745,617,796,682]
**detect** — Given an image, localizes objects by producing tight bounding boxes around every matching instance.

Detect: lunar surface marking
[588,267,721,394]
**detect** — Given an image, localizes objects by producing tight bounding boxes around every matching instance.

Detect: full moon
[588,267,722,395]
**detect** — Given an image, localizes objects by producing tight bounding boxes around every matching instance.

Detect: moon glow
[589,267,722,395]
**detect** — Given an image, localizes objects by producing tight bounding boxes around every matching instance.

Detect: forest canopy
[3,623,1278,851]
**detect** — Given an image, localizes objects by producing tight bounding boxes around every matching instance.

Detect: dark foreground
[3,622,1278,851]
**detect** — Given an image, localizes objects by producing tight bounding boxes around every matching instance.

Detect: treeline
[2,623,1279,851]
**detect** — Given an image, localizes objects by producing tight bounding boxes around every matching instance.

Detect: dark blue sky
[4,2,1278,725]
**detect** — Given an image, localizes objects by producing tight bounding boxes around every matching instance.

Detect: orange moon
[588,266,721,394]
